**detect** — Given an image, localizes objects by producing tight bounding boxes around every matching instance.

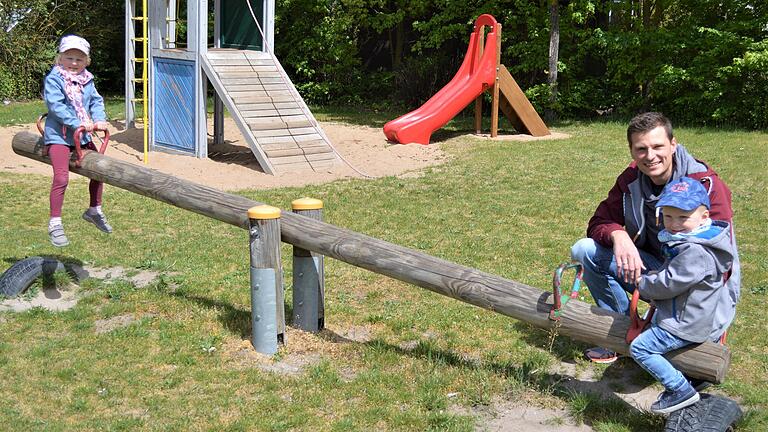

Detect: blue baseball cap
[656,177,710,211]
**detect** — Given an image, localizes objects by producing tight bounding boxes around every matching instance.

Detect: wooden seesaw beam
[12,132,730,383]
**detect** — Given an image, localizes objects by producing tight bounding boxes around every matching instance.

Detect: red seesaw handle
[626,288,656,344]
[73,126,110,167]
[37,113,47,136]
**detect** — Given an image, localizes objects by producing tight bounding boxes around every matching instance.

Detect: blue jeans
[630,325,692,391]
[570,238,664,315]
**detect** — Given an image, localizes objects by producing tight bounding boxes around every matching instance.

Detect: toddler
[43,34,112,247]
[630,176,737,414]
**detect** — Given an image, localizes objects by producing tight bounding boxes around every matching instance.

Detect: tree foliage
[0,0,123,100]
[2,0,766,129]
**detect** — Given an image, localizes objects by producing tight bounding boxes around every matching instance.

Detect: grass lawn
[0,102,766,431]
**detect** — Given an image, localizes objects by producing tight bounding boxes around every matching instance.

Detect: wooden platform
[202,49,339,174]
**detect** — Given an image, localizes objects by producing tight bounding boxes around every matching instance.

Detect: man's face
[629,126,677,185]
[661,205,709,234]
[59,49,87,74]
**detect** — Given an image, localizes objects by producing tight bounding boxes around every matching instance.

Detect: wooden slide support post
[473,23,486,134]
[248,205,284,354]
[291,198,325,332]
[490,23,502,138]
[11,131,730,383]
[473,21,503,138]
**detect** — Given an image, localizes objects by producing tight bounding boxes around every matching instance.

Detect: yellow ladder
[126,0,149,164]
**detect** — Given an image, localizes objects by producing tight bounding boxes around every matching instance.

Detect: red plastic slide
[383,14,499,145]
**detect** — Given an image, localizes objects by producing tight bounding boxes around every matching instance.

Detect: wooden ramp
[201,49,339,174]
[497,64,550,137]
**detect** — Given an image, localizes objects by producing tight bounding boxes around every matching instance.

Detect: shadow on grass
[170,291,296,340]
[359,335,662,431]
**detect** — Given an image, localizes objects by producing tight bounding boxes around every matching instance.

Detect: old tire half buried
[0,257,77,297]
[664,393,742,432]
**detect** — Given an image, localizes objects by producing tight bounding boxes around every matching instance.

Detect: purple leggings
[48,143,102,218]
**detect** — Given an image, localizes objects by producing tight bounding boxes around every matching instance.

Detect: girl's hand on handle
[611,230,646,284]
[81,120,94,132]
[94,121,109,131]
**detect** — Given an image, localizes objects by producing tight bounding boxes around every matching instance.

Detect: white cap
[58,35,90,56]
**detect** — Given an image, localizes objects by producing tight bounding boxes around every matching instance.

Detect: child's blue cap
[656,177,710,211]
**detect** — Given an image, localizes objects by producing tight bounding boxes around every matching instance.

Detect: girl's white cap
[58,35,90,56]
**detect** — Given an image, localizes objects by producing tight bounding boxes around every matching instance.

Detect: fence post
[248,205,285,354]
[291,198,325,332]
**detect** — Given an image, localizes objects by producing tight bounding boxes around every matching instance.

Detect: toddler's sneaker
[48,223,69,247]
[82,210,113,233]
[650,382,700,414]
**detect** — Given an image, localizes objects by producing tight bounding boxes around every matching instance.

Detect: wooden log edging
[12,131,730,383]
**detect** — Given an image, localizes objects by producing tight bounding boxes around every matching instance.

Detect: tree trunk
[390,20,404,70]
[546,0,560,122]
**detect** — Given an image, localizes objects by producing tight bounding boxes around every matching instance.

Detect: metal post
[248,205,285,354]
[291,198,325,332]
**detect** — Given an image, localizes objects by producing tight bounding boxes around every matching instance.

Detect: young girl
[43,34,112,247]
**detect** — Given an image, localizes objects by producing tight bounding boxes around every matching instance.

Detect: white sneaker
[48,224,70,247]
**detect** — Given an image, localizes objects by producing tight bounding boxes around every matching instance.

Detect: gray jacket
[639,220,736,343]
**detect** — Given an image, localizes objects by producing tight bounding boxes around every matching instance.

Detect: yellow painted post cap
[291,197,323,210]
[248,205,281,219]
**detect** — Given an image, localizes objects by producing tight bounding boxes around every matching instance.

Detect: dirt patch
[222,323,377,381]
[94,313,139,334]
[0,285,79,313]
[84,265,171,289]
[453,395,592,432]
[0,265,172,313]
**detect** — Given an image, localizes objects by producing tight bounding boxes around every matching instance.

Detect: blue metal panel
[153,58,196,154]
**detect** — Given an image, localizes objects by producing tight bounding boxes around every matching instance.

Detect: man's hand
[611,230,645,285]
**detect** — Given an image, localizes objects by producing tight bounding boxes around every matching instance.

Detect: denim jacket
[43,68,106,147]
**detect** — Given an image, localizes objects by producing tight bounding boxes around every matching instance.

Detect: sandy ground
[1,118,571,190]
[1,121,663,431]
[1,118,450,190]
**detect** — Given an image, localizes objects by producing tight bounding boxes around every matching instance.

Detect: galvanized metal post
[248,205,284,354]
[291,198,325,332]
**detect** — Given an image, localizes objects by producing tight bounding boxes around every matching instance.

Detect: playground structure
[12,131,730,384]
[383,14,550,145]
[124,0,339,174]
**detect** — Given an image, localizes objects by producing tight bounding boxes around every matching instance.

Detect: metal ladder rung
[132,37,147,42]
[131,16,145,21]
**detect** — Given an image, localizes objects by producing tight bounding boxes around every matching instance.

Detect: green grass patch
[0,112,765,430]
